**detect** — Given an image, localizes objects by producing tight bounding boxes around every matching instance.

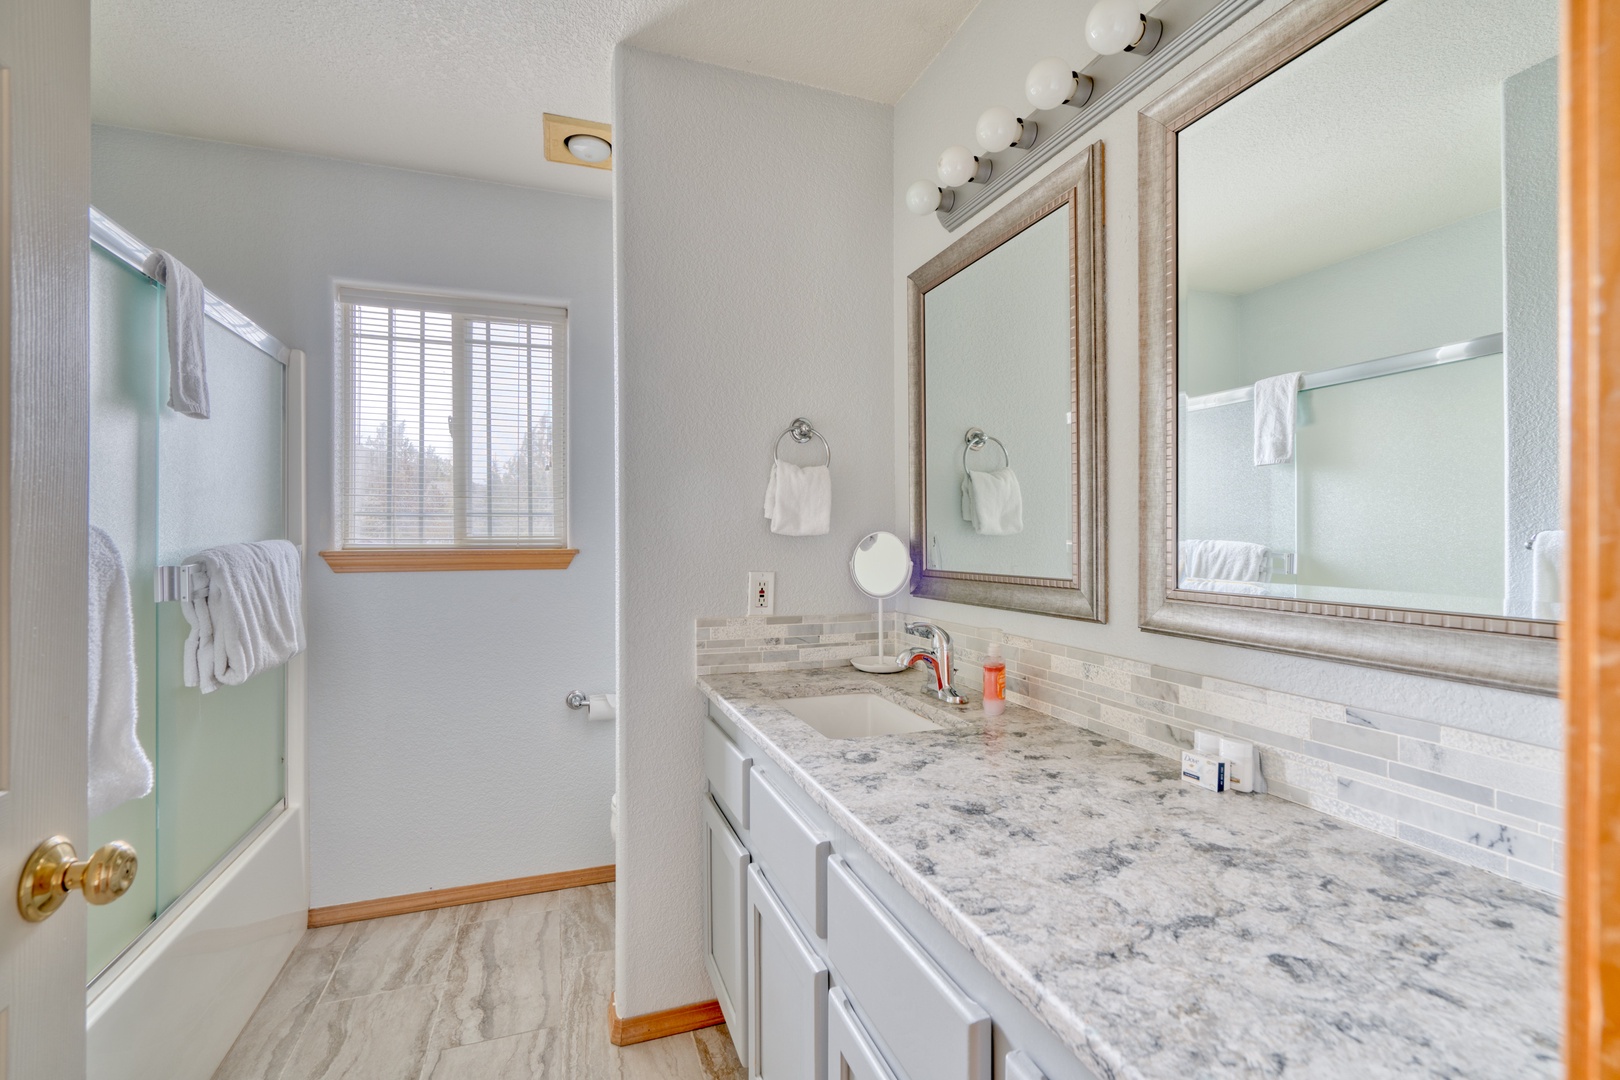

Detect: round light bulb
[1086,0,1146,55]
[564,133,612,164]
[937,145,988,187]
[906,180,944,215]
[975,106,1025,153]
[1025,56,1089,111]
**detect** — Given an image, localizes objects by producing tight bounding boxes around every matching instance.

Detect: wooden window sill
[319,548,578,573]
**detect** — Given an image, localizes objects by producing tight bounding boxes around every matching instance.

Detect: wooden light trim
[307,864,614,927]
[544,113,613,170]
[319,547,578,572]
[607,994,726,1046]
[1563,0,1620,1072]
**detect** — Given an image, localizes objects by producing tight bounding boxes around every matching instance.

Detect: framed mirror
[1139,0,1560,692]
[908,143,1106,621]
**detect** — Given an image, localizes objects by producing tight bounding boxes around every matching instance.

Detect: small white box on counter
[1180,751,1226,792]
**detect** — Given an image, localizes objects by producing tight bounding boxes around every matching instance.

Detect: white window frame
[334,285,570,551]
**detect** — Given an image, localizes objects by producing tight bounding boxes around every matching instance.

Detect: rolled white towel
[88,527,153,817]
[1179,538,1270,585]
[763,459,831,536]
[181,539,304,693]
[142,249,210,419]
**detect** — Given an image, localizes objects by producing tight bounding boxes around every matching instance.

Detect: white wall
[1503,57,1560,616]
[894,0,1560,749]
[91,126,618,908]
[613,48,893,1014]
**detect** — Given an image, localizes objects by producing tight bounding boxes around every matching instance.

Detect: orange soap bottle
[982,642,1006,716]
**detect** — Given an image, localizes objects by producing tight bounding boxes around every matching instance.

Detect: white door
[0,0,95,1075]
[747,865,827,1080]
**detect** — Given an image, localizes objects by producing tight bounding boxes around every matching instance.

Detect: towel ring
[774,417,831,467]
[962,427,1010,473]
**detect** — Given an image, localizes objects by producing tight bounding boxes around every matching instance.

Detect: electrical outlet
[748,571,776,615]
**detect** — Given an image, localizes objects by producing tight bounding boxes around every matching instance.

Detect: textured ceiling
[91,0,979,197]
[1178,0,1559,295]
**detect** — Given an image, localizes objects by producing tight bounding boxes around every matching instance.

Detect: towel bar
[154,564,209,604]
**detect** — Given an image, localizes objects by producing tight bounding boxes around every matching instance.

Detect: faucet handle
[906,621,951,644]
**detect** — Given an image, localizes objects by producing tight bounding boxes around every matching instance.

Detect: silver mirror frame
[907,143,1107,622]
[1137,0,1558,694]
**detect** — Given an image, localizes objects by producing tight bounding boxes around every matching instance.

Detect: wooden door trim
[1563,0,1620,1073]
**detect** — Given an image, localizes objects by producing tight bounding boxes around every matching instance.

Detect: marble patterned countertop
[698,668,1560,1080]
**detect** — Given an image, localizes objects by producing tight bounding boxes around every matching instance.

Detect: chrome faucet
[898,622,967,704]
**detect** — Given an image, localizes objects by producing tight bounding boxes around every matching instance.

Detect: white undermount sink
[775,694,941,739]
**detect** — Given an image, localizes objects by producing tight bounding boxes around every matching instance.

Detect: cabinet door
[748,864,829,1080]
[705,795,751,1063]
[827,987,899,1080]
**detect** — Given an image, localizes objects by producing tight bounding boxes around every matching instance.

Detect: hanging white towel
[762,460,831,536]
[961,468,1024,535]
[88,527,153,817]
[1253,372,1302,465]
[181,540,304,693]
[1531,529,1565,620]
[1178,538,1270,594]
[142,249,210,419]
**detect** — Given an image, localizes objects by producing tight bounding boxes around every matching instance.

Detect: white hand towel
[1253,371,1302,465]
[1179,538,1270,585]
[142,249,210,419]
[762,460,831,536]
[1531,529,1565,620]
[181,540,304,693]
[965,468,1024,535]
[88,527,153,817]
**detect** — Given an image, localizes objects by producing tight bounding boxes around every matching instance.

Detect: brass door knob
[17,836,138,923]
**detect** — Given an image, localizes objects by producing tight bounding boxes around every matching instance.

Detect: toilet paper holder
[564,691,617,720]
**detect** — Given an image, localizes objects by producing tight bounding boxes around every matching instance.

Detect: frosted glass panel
[86,250,287,981]
[155,321,285,911]
[87,249,161,981]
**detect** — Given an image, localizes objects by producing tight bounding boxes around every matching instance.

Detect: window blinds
[337,288,567,548]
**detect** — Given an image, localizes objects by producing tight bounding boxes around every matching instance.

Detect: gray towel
[142,248,210,419]
[181,540,304,693]
[88,526,153,816]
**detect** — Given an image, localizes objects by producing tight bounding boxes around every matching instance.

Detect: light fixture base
[971,157,994,184]
[1069,74,1096,108]
[1126,14,1165,55]
[544,113,613,171]
[937,188,956,213]
[1014,120,1038,149]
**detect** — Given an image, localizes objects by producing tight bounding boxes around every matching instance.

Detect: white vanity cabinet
[702,709,1090,1080]
[704,795,751,1060]
[747,863,829,1080]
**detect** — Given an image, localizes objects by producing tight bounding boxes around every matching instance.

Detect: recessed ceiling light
[565,133,612,164]
[544,113,613,171]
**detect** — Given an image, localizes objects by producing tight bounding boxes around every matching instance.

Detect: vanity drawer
[827,986,900,1080]
[826,856,991,1080]
[748,767,832,938]
[705,718,752,829]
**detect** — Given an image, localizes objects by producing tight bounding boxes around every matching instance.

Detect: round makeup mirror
[849,531,911,673]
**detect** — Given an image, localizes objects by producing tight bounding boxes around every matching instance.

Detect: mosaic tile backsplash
[694,611,1563,895]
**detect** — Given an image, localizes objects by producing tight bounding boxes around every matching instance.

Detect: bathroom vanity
[698,671,1559,1079]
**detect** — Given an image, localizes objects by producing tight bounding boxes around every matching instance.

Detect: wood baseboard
[608,993,726,1046]
[308,864,615,928]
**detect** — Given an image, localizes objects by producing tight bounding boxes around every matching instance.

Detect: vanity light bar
[936,0,1267,231]
[1184,333,1505,411]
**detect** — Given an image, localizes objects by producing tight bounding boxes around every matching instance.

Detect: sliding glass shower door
[88,245,288,981]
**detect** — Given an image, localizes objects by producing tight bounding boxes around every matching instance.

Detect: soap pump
[982,643,1006,716]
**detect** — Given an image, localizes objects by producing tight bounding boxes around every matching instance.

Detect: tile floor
[212,883,746,1079]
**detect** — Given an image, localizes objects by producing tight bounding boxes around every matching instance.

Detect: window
[334,287,569,560]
